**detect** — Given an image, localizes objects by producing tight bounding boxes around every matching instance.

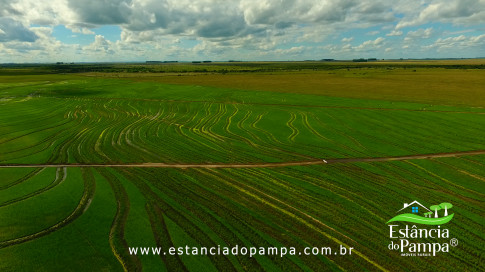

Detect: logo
[386,200,457,257]
[387,200,454,225]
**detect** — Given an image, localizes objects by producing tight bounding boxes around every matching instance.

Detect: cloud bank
[0,0,484,62]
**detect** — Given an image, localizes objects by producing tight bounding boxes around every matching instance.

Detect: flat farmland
[0,63,484,271]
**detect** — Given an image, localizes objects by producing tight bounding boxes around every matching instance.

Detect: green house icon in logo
[387,201,454,225]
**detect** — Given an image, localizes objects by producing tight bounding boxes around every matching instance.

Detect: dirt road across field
[1,150,484,169]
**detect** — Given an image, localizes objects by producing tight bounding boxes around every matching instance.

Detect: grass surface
[113,68,485,107]
[0,63,484,271]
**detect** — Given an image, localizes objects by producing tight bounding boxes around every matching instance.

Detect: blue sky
[0,0,484,62]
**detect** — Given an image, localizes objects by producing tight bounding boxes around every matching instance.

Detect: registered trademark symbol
[450,238,458,247]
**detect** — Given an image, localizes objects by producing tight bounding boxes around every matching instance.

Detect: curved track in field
[0,168,95,249]
[1,150,484,169]
[54,96,485,115]
[2,82,485,271]
[0,167,66,208]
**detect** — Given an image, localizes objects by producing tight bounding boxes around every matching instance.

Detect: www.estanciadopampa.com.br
[129,245,354,258]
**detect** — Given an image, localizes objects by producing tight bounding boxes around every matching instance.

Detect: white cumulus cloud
[0,0,484,61]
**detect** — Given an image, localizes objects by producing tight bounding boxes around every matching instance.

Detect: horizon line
[1,57,485,65]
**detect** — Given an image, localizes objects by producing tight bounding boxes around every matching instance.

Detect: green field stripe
[368,110,482,152]
[218,104,263,159]
[246,111,286,147]
[224,104,239,136]
[182,169,319,271]
[209,103,231,141]
[0,124,74,157]
[143,172,256,270]
[149,104,222,163]
[348,160,485,250]
[122,105,158,157]
[436,158,485,182]
[118,169,237,271]
[236,109,259,140]
[0,123,81,163]
[282,111,346,158]
[320,110,404,156]
[354,162,427,202]
[232,167,375,239]
[45,119,94,163]
[199,103,228,141]
[285,112,299,142]
[311,111,370,156]
[191,102,214,133]
[0,99,70,130]
[0,167,66,208]
[338,109,423,154]
[406,161,485,199]
[233,108,297,160]
[301,112,365,156]
[0,80,54,92]
[2,74,485,271]
[0,116,75,146]
[239,108,312,160]
[0,108,69,138]
[0,167,94,249]
[69,126,102,163]
[122,117,160,159]
[250,111,286,145]
[194,103,232,146]
[187,168,322,269]
[80,106,147,162]
[96,168,142,272]
[94,127,111,161]
[374,161,485,217]
[0,168,44,190]
[421,159,485,198]
[205,169,324,266]
[38,92,485,114]
[64,127,91,163]
[299,111,330,142]
[151,104,202,157]
[171,102,230,156]
[306,162,480,270]
[156,103,229,161]
[203,168,382,271]
[145,203,188,271]
[284,166,388,223]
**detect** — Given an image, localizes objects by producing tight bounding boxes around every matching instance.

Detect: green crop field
[0,62,484,271]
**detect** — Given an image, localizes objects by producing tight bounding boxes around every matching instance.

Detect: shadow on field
[46,88,107,97]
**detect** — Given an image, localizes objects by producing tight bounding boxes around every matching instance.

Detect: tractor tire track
[0,167,95,249]
[0,168,45,190]
[145,203,188,272]
[48,96,485,115]
[96,168,141,272]
[0,167,66,208]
